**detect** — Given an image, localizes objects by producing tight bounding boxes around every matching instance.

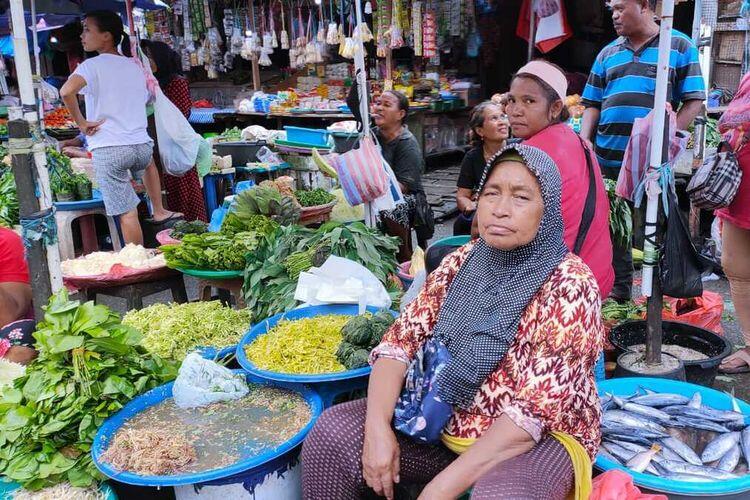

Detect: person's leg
[143,160,182,222]
[301,399,456,500]
[470,437,574,500]
[119,209,143,245]
[719,220,750,371]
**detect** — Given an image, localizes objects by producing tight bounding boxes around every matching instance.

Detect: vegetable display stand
[83,270,188,311]
[298,201,337,226]
[595,378,750,499]
[236,304,398,408]
[54,192,123,261]
[235,162,291,184]
[91,372,323,489]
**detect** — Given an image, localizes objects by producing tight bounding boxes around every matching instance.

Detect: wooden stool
[196,277,245,308]
[84,273,188,310]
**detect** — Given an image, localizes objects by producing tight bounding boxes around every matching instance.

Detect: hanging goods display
[327,0,338,44]
[280,1,290,49]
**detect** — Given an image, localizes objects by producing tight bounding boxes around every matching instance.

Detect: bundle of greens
[169,220,208,239]
[215,127,243,143]
[0,169,19,227]
[335,311,395,370]
[243,223,400,321]
[161,231,259,271]
[46,149,91,201]
[0,290,177,490]
[230,185,300,226]
[601,299,647,324]
[295,188,336,207]
[123,301,252,360]
[220,212,279,236]
[604,179,633,247]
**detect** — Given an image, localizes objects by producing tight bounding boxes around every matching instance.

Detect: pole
[353,0,369,132]
[9,0,62,294]
[642,0,675,365]
[527,1,535,62]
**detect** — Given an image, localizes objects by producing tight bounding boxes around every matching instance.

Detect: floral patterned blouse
[372,241,604,459]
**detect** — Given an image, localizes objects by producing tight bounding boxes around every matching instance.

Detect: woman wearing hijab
[505,60,614,300]
[301,144,604,500]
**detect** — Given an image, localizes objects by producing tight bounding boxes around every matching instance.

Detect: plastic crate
[284,126,330,147]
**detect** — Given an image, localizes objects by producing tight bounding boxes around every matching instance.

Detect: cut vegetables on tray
[61,244,165,277]
[0,290,177,489]
[122,301,252,360]
[244,315,350,374]
[11,483,107,500]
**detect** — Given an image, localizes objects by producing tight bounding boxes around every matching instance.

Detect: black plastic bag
[660,189,706,298]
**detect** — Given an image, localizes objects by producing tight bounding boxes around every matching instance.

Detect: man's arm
[580,107,601,148]
[676,99,704,131]
[0,282,32,326]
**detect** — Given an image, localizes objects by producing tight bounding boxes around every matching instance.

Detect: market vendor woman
[373,90,434,260]
[301,144,604,499]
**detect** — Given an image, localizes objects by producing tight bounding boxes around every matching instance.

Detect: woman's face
[476,104,509,143]
[476,161,544,250]
[372,92,405,128]
[81,18,110,53]
[506,77,561,139]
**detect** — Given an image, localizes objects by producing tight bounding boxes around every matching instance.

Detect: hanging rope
[20,207,58,250]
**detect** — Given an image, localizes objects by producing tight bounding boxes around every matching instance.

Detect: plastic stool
[54,197,122,261]
[203,172,235,217]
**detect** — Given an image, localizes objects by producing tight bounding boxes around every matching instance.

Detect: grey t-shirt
[375,126,424,194]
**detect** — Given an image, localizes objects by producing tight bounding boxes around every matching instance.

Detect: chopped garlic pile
[61,244,166,277]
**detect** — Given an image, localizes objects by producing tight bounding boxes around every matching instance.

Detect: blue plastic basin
[91,372,323,487]
[284,126,330,147]
[596,378,750,497]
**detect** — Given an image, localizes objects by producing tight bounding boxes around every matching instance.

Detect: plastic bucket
[609,320,731,387]
[596,378,750,498]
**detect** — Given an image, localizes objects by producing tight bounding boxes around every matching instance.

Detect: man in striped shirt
[580,0,705,301]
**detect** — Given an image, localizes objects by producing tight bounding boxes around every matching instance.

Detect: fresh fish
[702,432,741,463]
[629,393,690,407]
[727,390,742,414]
[645,463,660,476]
[601,442,637,463]
[658,459,739,480]
[726,420,748,432]
[627,444,662,473]
[603,410,667,433]
[688,392,702,409]
[658,444,687,464]
[609,440,648,453]
[602,432,654,447]
[597,448,622,465]
[613,396,672,422]
[741,426,750,464]
[662,472,719,482]
[670,416,731,433]
[601,394,615,412]
[660,436,702,466]
[602,426,669,440]
[640,386,657,395]
[717,443,741,473]
[698,406,746,424]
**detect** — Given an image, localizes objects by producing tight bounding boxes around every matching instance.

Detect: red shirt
[0,227,30,285]
[524,124,614,298]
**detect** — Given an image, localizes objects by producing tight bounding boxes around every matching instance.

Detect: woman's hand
[79,119,105,136]
[362,422,401,499]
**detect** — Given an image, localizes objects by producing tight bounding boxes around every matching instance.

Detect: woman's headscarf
[432,143,569,410]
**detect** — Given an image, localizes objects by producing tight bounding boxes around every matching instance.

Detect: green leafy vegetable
[0,290,177,490]
[161,231,259,271]
[0,169,19,227]
[295,188,336,207]
[221,212,279,236]
[122,301,252,360]
[604,179,633,247]
[170,220,209,239]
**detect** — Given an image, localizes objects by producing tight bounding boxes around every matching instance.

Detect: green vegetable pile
[230,185,300,226]
[601,299,647,324]
[706,117,722,149]
[47,148,91,201]
[221,212,279,236]
[161,231,259,271]
[0,169,19,227]
[604,179,633,247]
[295,188,336,207]
[0,290,177,490]
[122,301,252,360]
[170,220,208,239]
[215,127,243,143]
[336,311,395,369]
[242,222,400,321]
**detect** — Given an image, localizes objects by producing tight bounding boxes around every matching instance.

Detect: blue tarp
[0,31,50,56]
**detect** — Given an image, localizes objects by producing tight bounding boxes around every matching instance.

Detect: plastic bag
[660,189,706,298]
[400,270,426,311]
[294,255,392,313]
[661,291,725,335]
[590,470,667,500]
[172,353,249,409]
[153,87,208,177]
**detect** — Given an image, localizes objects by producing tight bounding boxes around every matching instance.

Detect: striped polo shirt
[582,30,705,170]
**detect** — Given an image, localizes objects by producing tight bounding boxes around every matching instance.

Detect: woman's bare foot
[719,347,750,374]
[151,210,184,223]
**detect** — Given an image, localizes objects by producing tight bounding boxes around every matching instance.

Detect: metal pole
[642,0,675,365]
[9,0,62,293]
[527,2,535,62]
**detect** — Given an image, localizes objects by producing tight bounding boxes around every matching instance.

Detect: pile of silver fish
[599,388,750,482]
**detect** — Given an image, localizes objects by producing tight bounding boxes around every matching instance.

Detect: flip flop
[718,365,750,375]
[148,212,184,225]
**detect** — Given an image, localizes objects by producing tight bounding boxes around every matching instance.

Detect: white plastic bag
[400,270,426,312]
[172,353,249,409]
[294,255,392,313]
[153,88,207,177]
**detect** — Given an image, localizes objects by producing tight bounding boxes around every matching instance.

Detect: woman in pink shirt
[505,60,614,299]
